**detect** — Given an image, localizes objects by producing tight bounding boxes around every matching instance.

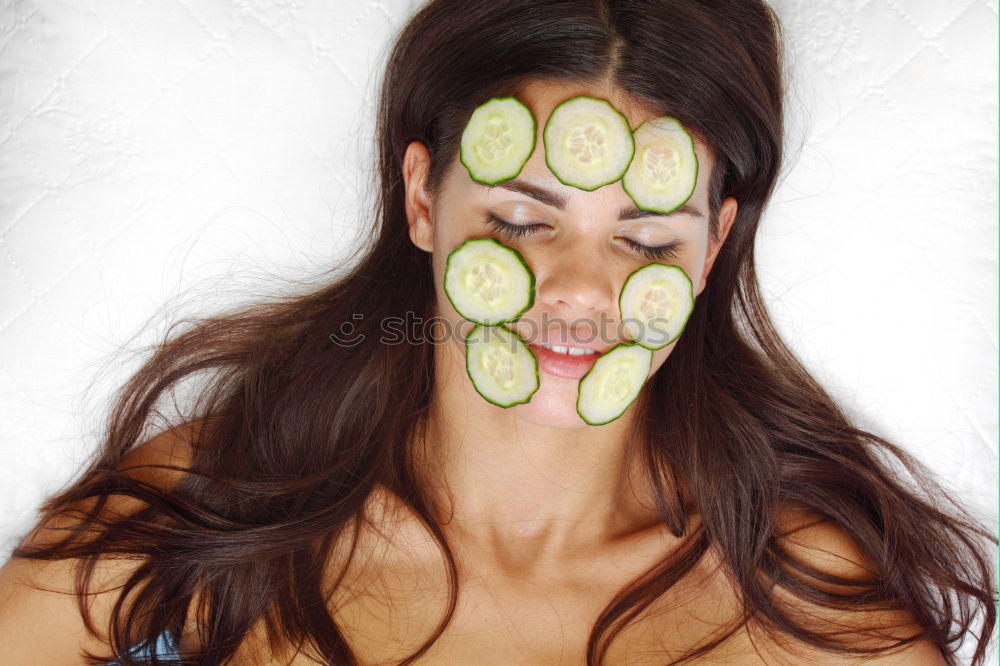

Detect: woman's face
[404,79,738,429]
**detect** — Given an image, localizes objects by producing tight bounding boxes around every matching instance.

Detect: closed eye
[619,237,683,262]
[486,214,547,239]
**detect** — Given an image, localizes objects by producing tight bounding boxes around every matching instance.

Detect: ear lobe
[402,141,434,253]
[695,196,738,295]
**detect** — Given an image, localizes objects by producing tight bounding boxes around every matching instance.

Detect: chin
[510,374,592,429]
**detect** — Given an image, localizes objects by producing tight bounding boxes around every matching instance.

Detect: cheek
[428,215,459,296]
[675,240,710,290]
[432,248,447,290]
[682,244,709,299]
[649,340,675,372]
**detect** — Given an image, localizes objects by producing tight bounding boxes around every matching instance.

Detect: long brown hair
[11,1,996,664]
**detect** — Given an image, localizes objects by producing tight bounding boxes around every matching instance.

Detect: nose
[535,244,616,318]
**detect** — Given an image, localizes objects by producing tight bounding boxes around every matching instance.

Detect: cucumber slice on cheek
[576,344,653,426]
[465,324,540,408]
[444,238,535,325]
[543,95,635,191]
[446,239,540,408]
[573,263,693,424]
[619,263,694,350]
[460,97,537,186]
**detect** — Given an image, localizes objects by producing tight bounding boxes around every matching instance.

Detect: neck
[412,344,665,574]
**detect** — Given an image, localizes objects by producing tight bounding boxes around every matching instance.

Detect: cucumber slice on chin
[619,263,694,350]
[460,97,537,186]
[444,238,535,325]
[622,116,698,214]
[543,95,635,191]
[576,343,653,425]
[465,324,540,408]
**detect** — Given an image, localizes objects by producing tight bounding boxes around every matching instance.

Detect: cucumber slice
[543,95,635,191]
[460,97,537,185]
[622,116,698,214]
[444,238,535,325]
[465,324,539,407]
[619,263,694,350]
[576,344,653,425]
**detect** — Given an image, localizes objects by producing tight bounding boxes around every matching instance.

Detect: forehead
[445,78,716,209]
[481,78,716,187]
[518,78,711,149]
[515,78,660,132]
[436,78,718,232]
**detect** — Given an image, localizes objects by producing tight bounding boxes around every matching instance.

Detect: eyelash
[486,214,546,239]
[486,214,682,262]
[619,237,683,262]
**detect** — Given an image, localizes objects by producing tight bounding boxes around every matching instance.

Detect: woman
[0,0,995,664]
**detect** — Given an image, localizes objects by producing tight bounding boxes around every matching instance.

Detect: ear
[695,196,738,295]
[402,141,434,253]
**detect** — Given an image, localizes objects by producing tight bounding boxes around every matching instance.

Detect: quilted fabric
[0,1,996,662]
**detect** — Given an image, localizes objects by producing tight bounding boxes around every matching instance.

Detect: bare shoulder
[731,505,948,665]
[118,420,202,479]
[0,420,206,665]
[228,483,449,664]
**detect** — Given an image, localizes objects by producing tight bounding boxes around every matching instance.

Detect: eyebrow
[618,203,704,220]
[493,179,704,220]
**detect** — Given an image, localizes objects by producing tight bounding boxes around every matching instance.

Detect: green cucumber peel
[543,95,635,192]
[444,237,536,325]
[460,97,537,186]
[618,262,694,350]
[464,323,540,408]
[622,115,698,214]
[576,343,653,425]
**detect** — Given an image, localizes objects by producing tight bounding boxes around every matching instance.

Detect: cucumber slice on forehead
[622,116,698,214]
[619,263,694,350]
[544,95,635,191]
[576,343,653,425]
[460,97,537,185]
[444,238,535,325]
[465,324,540,407]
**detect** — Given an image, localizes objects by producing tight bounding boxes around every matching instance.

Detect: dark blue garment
[108,631,181,664]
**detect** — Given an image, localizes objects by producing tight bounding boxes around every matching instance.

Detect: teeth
[542,344,596,356]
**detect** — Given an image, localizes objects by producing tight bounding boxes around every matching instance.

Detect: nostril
[537,275,613,315]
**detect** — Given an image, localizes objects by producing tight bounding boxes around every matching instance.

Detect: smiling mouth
[539,343,599,356]
[526,341,606,380]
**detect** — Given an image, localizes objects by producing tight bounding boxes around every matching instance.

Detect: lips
[501,321,618,379]
[527,342,604,379]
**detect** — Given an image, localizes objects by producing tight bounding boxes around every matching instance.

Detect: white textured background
[0,0,996,662]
